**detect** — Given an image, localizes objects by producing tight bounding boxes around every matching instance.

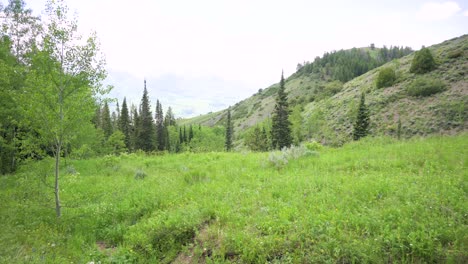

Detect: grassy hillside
[182,35,467,147]
[1,135,467,263]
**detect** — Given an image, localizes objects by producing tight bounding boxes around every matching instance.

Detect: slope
[181,35,467,147]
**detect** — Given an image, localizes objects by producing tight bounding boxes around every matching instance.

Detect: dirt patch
[172,221,218,264]
[96,241,117,255]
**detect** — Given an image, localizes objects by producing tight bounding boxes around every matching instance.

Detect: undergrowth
[0,135,467,263]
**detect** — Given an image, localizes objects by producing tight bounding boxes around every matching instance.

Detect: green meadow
[1,135,467,263]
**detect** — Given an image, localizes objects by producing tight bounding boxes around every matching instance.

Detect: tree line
[296,45,413,82]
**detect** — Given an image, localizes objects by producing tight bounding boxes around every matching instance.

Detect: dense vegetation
[296,45,413,82]
[1,135,466,263]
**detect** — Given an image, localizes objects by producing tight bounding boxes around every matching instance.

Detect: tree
[179,127,184,144]
[353,93,370,140]
[101,101,112,139]
[189,125,194,142]
[105,130,126,155]
[376,67,396,88]
[271,72,292,149]
[130,103,139,151]
[22,0,108,217]
[155,99,165,151]
[410,47,436,74]
[136,80,154,152]
[164,106,176,126]
[119,97,131,149]
[225,107,233,151]
[290,105,303,146]
[2,0,41,62]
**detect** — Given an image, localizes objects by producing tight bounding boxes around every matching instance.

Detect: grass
[0,135,467,263]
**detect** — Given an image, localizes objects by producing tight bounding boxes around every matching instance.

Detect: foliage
[290,105,304,145]
[101,101,113,139]
[410,47,437,74]
[4,135,466,262]
[119,97,131,149]
[297,46,412,82]
[245,126,269,151]
[375,67,396,88]
[21,0,108,217]
[406,77,447,97]
[105,130,127,155]
[353,93,370,140]
[136,81,155,152]
[271,73,292,149]
[225,107,233,151]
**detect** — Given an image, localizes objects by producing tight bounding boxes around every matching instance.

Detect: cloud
[416,1,461,21]
[463,10,468,16]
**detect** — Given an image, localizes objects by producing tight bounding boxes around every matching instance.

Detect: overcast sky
[11,0,468,117]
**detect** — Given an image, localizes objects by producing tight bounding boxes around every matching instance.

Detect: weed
[134,169,147,180]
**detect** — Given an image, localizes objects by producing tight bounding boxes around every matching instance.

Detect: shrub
[134,169,147,180]
[406,77,447,97]
[410,47,436,74]
[268,145,318,169]
[304,140,323,151]
[376,67,396,88]
[447,49,463,59]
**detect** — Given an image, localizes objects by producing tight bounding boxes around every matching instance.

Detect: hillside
[181,35,467,146]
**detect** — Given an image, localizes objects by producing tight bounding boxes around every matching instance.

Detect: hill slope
[182,35,467,146]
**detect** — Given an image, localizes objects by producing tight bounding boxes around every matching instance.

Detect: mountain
[180,35,467,146]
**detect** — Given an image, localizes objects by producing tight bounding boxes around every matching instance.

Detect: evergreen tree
[155,99,165,151]
[111,111,118,131]
[183,125,187,143]
[119,97,131,149]
[271,72,292,149]
[164,106,176,126]
[353,93,370,140]
[189,125,194,142]
[225,107,233,151]
[179,127,184,144]
[260,126,269,151]
[101,101,113,139]
[410,47,436,74]
[137,80,155,151]
[130,104,139,151]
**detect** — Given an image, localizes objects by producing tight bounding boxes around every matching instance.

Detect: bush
[376,67,396,88]
[406,77,447,97]
[410,47,436,74]
[134,169,147,180]
[268,145,318,169]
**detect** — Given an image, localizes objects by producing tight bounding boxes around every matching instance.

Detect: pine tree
[271,72,292,149]
[119,97,131,150]
[410,47,436,74]
[189,125,194,142]
[155,100,165,151]
[101,101,113,139]
[137,80,155,151]
[353,93,370,140]
[260,126,269,151]
[130,104,139,151]
[179,127,184,144]
[164,106,176,126]
[225,107,233,151]
[183,125,187,143]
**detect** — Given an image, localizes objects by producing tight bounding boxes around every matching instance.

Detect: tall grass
[0,135,466,263]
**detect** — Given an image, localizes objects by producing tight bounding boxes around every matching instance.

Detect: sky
[9,0,468,117]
